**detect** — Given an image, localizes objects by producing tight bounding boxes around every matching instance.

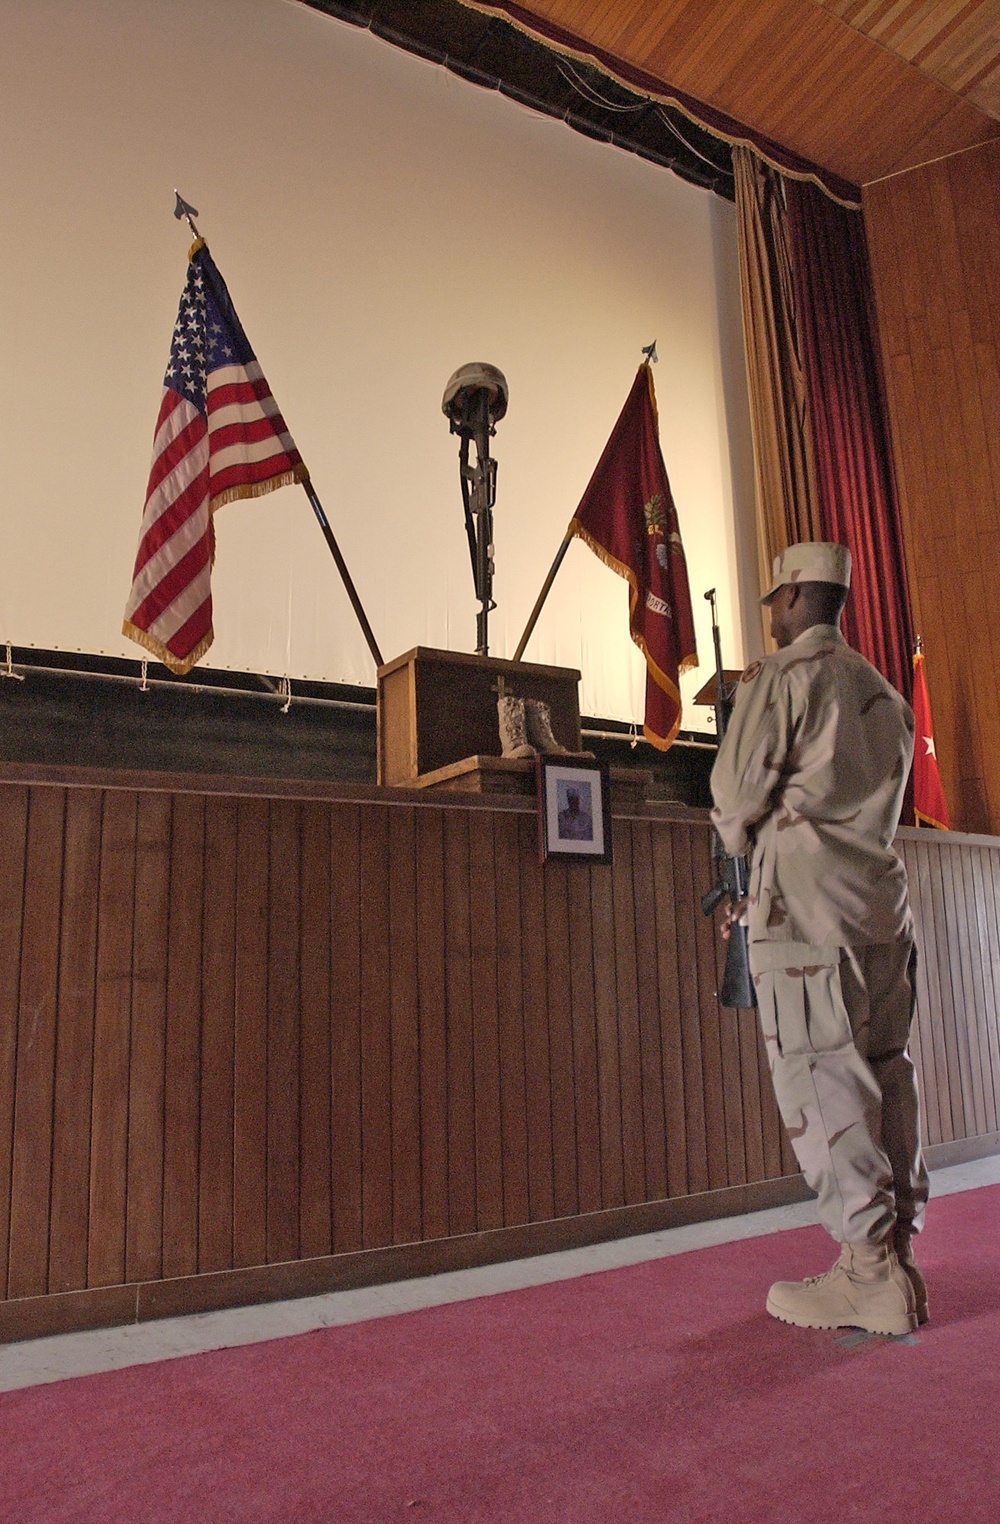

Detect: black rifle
[456,389,498,658]
[701,589,757,1010]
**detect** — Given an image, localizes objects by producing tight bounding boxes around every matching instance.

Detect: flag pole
[300,476,384,668]
[172,192,384,671]
[512,529,574,664]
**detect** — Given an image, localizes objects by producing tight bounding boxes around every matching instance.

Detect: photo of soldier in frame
[536,756,613,863]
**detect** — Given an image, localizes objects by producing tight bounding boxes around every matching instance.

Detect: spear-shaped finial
[173,191,202,240]
[641,340,658,364]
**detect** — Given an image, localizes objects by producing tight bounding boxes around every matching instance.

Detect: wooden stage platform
[1,762,998,1342]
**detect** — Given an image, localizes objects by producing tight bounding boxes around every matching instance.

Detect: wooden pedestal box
[376,646,582,787]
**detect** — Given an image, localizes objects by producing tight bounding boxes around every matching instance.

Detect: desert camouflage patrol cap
[759,541,852,605]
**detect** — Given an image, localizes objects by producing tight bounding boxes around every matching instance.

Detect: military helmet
[442,362,508,427]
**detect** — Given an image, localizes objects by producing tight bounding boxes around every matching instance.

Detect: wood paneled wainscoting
[1,765,997,1342]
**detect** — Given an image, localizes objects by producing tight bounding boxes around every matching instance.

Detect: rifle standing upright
[701,589,756,1010]
[442,363,508,658]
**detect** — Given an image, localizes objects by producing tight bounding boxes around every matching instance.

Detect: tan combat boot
[524,698,569,754]
[892,1224,929,1325]
[766,1241,917,1337]
[497,695,536,759]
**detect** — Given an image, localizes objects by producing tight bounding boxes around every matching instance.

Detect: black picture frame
[536,755,613,864]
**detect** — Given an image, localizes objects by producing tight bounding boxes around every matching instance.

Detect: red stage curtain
[784,179,915,705]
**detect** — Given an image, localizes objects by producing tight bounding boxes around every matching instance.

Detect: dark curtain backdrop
[784,178,915,705]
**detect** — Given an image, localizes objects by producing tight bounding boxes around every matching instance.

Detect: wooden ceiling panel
[478,0,1000,181]
[880,90,1000,173]
[817,1,1000,114]
[640,1,779,72]
[971,70,1000,118]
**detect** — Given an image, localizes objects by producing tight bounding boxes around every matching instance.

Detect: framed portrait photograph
[536,756,613,864]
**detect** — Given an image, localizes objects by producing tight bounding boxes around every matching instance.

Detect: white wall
[0,0,758,732]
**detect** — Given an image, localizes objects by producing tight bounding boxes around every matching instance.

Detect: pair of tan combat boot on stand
[498,693,577,758]
[766,1223,928,1338]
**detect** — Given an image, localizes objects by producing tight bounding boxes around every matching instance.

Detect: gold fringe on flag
[568,517,698,751]
[210,461,309,513]
[121,619,214,677]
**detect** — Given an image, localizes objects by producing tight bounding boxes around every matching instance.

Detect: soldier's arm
[709,661,792,856]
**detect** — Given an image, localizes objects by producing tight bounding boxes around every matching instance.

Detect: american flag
[123,238,306,674]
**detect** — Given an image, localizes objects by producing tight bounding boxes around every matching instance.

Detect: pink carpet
[2,1185,999,1523]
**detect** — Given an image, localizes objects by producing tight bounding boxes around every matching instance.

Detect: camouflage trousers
[751,938,929,1246]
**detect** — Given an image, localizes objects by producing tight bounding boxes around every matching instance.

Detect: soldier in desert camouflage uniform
[710,542,928,1338]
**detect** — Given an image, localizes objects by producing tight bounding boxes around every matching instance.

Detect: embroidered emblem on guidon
[643,492,666,534]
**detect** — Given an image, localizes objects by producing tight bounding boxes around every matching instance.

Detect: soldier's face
[769,584,796,648]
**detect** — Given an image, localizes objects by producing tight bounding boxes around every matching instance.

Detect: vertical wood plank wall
[1,773,998,1339]
[864,138,1000,835]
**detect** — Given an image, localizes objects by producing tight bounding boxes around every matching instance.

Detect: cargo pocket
[749,942,851,1056]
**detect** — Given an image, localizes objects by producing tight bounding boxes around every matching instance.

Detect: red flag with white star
[912,646,949,829]
[568,363,697,749]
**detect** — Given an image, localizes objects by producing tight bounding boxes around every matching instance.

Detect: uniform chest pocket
[750,942,852,1056]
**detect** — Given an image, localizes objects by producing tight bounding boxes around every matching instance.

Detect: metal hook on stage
[2,642,24,681]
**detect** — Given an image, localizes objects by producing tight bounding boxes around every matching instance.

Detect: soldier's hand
[720,899,748,941]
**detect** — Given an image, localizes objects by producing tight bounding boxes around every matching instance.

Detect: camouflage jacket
[709,624,914,946]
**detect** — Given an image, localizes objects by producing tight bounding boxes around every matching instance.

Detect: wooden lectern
[377,646,582,791]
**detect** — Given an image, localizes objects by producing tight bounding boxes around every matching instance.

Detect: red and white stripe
[123,390,213,673]
[123,361,303,675]
[207,360,301,503]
